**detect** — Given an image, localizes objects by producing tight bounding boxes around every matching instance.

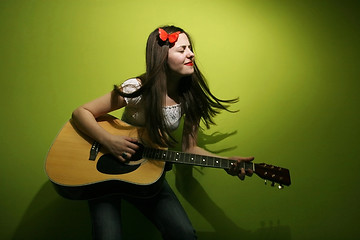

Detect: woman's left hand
[226,156,254,180]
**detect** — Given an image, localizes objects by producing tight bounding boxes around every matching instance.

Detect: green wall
[1,0,359,239]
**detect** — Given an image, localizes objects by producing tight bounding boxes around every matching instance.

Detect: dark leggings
[88,180,197,240]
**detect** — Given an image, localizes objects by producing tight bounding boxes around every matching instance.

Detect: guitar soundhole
[97,154,140,174]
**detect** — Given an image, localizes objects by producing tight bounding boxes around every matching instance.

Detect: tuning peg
[278,184,284,190]
[271,182,275,187]
[264,180,267,185]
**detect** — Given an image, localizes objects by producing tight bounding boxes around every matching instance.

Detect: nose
[187,49,194,59]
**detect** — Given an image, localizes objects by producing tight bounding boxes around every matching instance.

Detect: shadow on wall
[173,129,292,240]
[12,181,92,240]
[175,165,292,240]
[13,129,291,240]
[12,181,162,240]
[13,180,291,240]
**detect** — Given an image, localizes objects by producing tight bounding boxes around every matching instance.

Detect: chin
[182,69,194,76]
[181,72,193,77]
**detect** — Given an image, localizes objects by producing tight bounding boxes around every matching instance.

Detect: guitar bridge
[89,141,101,160]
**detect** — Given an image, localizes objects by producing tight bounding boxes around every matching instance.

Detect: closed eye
[178,45,192,51]
[177,46,186,53]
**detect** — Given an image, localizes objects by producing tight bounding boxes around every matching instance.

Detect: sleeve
[121,78,142,105]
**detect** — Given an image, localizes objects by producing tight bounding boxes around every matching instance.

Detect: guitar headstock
[254,163,291,189]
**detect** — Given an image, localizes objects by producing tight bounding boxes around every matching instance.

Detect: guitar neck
[143,146,255,170]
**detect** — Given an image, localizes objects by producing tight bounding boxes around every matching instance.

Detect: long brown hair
[115,25,238,147]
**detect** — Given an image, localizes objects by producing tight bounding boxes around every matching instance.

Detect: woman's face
[167,33,195,77]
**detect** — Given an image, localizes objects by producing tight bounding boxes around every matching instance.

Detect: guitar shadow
[12,181,161,240]
[12,181,92,240]
[173,129,292,240]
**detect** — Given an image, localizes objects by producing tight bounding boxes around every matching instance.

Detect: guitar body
[45,115,166,200]
[46,115,291,200]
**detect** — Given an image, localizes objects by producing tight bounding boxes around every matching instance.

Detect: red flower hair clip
[158,28,181,44]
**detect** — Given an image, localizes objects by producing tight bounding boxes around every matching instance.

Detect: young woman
[72,25,254,240]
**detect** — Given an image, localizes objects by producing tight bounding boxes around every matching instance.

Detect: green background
[1,0,359,239]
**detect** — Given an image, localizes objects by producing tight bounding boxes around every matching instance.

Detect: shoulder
[121,78,142,89]
[121,78,142,105]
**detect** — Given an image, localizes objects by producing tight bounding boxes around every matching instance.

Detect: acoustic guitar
[45,114,291,200]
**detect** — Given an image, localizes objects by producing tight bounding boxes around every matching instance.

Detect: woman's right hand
[102,135,140,162]
[71,90,139,162]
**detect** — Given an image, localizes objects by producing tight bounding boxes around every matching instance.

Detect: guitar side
[45,115,166,200]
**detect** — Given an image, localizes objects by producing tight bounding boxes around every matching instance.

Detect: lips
[185,62,193,66]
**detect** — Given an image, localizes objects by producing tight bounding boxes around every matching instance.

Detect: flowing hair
[114,25,238,147]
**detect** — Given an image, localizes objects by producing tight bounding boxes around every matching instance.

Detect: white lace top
[121,78,182,131]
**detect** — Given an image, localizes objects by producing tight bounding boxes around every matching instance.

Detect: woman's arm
[181,120,253,180]
[71,90,139,161]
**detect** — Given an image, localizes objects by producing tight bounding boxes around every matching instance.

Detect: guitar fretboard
[143,147,254,170]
